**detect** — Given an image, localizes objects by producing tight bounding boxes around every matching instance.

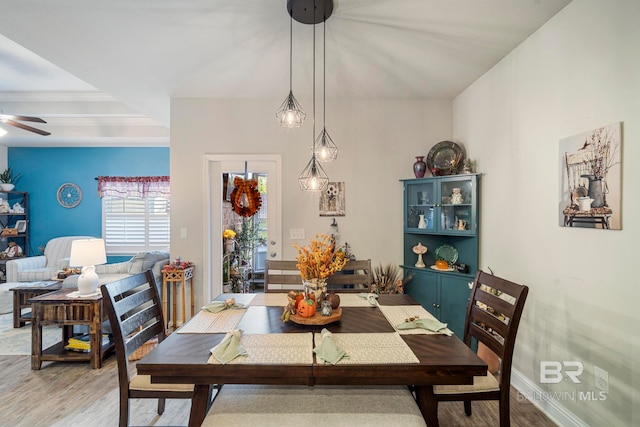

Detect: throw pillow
[127,252,148,274]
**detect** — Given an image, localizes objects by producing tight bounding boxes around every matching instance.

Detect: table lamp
[69,238,107,295]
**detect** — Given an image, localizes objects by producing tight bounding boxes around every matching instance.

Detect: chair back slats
[327,259,372,293]
[101,270,166,381]
[125,322,162,359]
[120,303,162,342]
[113,286,156,320]
[467,322,505,358]
[264,260,303,293]
[469,305,509,339]
[473,290,516,321]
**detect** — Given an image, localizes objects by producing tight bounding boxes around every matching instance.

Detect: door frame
[203,154,282,302]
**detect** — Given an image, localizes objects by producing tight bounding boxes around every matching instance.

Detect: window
[102,196,170,254]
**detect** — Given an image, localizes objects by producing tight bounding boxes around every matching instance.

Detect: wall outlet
[594,365,608,393]
[289,228,305,240]
[180,227,188,238]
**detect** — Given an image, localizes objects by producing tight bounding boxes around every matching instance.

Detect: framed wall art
[319,182,345,217]
[559,121,622,230]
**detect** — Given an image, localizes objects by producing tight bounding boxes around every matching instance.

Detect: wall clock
[57,182,82,208]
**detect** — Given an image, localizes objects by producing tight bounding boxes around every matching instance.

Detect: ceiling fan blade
[5,119,51,136]
[0,114,47,123]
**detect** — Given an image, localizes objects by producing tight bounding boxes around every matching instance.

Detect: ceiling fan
[0,113,51,136]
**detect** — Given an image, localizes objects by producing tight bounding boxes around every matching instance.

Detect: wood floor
[0,353,557,427]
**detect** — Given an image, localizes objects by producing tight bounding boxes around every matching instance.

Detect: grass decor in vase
[0,167,21,191]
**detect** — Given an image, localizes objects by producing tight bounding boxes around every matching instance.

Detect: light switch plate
[289,228,305,240]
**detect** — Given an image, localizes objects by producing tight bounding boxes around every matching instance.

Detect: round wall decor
[57,182,82,208]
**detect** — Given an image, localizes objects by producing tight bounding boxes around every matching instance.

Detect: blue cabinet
[401,175,479,338]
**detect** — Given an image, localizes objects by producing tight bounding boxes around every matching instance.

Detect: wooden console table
[10,281,61,328]
[162,265,195,332]
[29,288,114,370]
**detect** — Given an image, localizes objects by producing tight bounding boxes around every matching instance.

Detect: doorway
[204,155,281,301]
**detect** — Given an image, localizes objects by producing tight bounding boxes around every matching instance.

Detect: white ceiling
[0,0,571,146]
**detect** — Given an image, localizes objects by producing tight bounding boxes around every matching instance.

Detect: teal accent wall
[8,147,169,260]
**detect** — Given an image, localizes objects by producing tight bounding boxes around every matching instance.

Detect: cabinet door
[405,271,438,315]
[404,180,437,232]
[439,274,473,338]
[437,176,476,234]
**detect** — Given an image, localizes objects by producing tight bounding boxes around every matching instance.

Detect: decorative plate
[426,141,464,176]
[56,182,82,208]
[435,244,458,264]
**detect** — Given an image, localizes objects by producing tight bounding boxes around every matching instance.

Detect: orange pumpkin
[295,292,305,309]
[297,299,317,317]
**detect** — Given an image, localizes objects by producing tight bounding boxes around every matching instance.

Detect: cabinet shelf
[0,191,29,282]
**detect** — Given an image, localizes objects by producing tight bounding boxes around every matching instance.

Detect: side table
[10,281,61,328]
[29,288,114,370]
[162,265,195,332]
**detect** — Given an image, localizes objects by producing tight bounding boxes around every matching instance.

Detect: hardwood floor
[0,353,557,427]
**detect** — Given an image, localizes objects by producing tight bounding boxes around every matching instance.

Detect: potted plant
[0,167,21,191]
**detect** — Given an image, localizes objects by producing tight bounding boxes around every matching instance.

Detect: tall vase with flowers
[294,233,348,305]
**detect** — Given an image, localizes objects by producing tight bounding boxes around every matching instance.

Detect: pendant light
[276,8,306,128]
[314,18,338,162]
[298,3,328,191]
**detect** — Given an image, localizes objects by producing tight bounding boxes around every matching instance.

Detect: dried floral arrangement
[293,233,348,280]
[370,263,414,294]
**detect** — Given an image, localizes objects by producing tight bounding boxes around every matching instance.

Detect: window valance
[97,176,170,198]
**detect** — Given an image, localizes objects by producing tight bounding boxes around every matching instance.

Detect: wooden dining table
[136,293,487,427]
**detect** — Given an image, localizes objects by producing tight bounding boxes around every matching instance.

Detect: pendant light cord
[312,5,316,156]
[289,11,293,92]
[323,18,326,127]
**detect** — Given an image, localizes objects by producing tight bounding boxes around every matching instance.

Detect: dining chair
[264,260,304,292]
[101,271,198,427]
[430,270,529,427]
[326,259,373,293]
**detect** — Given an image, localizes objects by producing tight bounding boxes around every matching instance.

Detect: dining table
[136,292,487,427]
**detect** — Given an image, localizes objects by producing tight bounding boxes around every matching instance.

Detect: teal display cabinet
[401,174,480,338]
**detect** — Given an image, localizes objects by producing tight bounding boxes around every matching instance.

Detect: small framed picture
[15,220,27,233]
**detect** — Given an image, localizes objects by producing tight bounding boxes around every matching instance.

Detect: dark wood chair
[101,271,198,427]
[430,270,529,427]
[326,259,372,293]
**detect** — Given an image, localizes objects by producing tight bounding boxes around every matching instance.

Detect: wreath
[230,176,262,217]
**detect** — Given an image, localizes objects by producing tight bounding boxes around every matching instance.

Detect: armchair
[5,236,96,283]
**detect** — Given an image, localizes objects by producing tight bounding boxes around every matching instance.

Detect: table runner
[207,332,314,365]
[337,293,378,307]
[314,332,419,365]
[177,309,246,334]
[248,293,287,306]
[378,305,453,335]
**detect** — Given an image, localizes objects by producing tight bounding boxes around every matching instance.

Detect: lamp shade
[69,238,107,267]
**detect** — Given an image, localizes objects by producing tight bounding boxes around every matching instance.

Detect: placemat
[314,332,419,365]
[208,332,314,365]
[378,305,453,335]
[337,293,378,307]
[177,309,246,334]
[248,293,287,307]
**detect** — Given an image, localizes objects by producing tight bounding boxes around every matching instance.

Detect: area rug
[0,313,60,355]
[0,283,14,314]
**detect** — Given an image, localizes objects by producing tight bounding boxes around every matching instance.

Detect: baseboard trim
[511,368,588,427]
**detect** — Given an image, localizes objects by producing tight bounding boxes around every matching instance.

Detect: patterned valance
[97,176,170,198]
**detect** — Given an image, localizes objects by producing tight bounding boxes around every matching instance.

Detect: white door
[205,155,281,300]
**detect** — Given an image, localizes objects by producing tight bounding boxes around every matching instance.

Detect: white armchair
[6,236,96,283]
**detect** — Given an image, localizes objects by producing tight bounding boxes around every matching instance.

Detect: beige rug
[0,313,61,355]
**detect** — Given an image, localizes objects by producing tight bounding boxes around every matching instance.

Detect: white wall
[453,0,639,425]
[170,98,452,304]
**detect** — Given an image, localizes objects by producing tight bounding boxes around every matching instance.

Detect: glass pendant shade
[276,91,306,128]
[298,157,329,191]
[314,128,338,162]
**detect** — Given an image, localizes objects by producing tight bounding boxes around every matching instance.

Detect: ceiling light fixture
[276,6,306,128]
[0,127,6,138]
[297,0,332,191]
[314,18,337,162]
